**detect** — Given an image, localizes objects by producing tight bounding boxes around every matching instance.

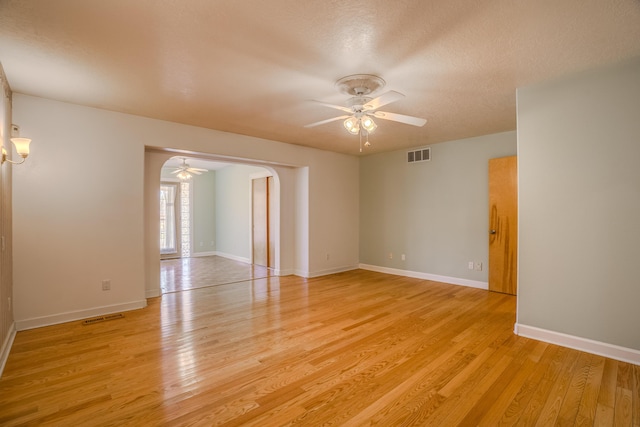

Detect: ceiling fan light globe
[361,117,377,133]
[343,117,358,131]
[177,171,192,180]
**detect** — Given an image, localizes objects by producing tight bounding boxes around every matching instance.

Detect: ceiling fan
[170,158,207,180]
[305,74,427,151]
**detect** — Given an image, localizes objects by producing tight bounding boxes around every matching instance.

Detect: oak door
[252,176,274,268]
[488,156,518,295]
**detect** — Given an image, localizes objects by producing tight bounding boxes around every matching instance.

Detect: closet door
[488,156,518,295]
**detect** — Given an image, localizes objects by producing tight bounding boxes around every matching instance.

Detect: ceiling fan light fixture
[361,116,377,133]
[176,170,192,180]
[343,117,360,134]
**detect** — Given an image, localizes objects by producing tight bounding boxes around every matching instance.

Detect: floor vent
[407,147,431,163]
[82,313,124,325]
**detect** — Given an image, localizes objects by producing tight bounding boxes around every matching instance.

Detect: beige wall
[12,94,360,328]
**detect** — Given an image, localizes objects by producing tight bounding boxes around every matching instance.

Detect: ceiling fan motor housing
[335,74,386,96]
[347,96,372,113]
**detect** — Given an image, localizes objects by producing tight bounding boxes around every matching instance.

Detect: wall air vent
[407,147,431,163]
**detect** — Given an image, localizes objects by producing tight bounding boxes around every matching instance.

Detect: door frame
[250,171,275,268]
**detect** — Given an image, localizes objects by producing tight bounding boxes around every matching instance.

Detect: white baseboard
[0,322,16,378]
[516,323,640,366]
[358,264,488,290]
[306,265,360,278]
[214,251,251,264]
[191,251,217,257]
[15,300,148,331]
[146,288,161,298]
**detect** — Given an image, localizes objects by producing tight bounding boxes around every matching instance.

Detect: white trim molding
[15,300,148,331]
[0,322,16,377]
[214,251,251,264]
[516,323,640,366]
[359,264,488,290]
[146,288,161,299]
[191,251,217,258]
[306,265,360,279]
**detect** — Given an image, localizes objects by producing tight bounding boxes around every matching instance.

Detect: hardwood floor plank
[519,346,572,425]
[0,268,638,426]
[574,355,606,426]
[534,349,581,426]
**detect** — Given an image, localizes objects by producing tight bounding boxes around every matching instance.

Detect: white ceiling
[1,0,640,156]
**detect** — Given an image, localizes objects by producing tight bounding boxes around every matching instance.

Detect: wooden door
[252,177,273,268]
[488,156,518,295]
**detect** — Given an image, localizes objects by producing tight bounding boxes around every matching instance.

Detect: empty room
[1,1,639,425]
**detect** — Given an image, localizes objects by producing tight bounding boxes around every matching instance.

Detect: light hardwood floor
[1,270,638,426]
[161,255,272,293]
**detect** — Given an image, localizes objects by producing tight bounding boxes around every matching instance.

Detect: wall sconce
[2,124,32,165]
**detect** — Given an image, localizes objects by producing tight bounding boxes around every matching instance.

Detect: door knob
[489,230,496,234]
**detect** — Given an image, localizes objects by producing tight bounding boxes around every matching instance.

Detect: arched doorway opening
[144,148,290,298]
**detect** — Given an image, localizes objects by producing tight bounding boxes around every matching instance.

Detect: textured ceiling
[1,0,640,155]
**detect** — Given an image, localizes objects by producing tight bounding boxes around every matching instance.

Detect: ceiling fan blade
[363,90,405,111]
[189,168,208,172]
[170,169,181,174]
[309,100,353,114]
[187,169,203,175]
[373,110,427,127]
[304,115,351,128]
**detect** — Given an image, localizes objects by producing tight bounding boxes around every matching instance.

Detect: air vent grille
[407,147,431,163]
[82,313,124,325]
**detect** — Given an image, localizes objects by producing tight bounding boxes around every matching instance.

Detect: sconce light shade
[10,137,31,158]
[2,125,32,165]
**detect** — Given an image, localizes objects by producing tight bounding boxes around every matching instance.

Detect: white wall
[214,164,268,262]
[13,97,147,329]
[13,94,360,328]
[192,172,216,255]
[517,57,640,358]
[359,132,517,287]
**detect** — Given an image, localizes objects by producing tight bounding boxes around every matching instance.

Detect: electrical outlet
[388,252,393,260]
[325,253,330,261]
[474,262,483,271]
[102,279,111,291]
[401,254,406,261]
[468,261,474,270]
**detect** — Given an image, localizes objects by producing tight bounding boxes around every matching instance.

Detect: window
[160,184,178,255]
[160,181,191,258]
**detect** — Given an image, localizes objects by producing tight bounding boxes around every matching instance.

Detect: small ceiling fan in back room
[304,74,427,152]
[169,158,207,180]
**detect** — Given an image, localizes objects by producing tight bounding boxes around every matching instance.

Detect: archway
[143,148,294,298]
